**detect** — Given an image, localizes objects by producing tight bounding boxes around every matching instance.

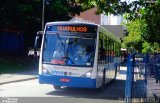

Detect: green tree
[140,1,160,45]
[142,42,160,53]
[76,0,139,15]
[0,0,83,48]
[77,0,160,46]
[122,19,146,53]
[0,0,83,30]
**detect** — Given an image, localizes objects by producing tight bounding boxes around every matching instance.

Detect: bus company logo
[64,71,67,76]
[51,70,64,75]
[68,72,72,75]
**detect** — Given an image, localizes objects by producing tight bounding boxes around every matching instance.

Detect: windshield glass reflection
[42,32,96,67]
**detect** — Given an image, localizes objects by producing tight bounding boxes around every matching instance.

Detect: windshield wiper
[56,33,66,53]
[56,33,65,46]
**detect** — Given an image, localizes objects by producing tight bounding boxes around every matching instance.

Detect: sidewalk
[147,77,160,98]
[0,69,38,85]
[132,66,160,99]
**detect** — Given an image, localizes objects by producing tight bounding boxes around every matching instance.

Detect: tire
[114,66,118,81]
[53,85,61,90]
[102,69,106,86]
[97,69,106,91]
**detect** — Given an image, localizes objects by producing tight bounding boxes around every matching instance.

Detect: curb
[0,77,38,85]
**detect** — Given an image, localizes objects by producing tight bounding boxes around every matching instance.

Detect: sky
[110,15,118,25]
[121,0,138,3]
[110,0,138,25]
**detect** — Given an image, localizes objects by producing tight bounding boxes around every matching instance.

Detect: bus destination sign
[57,26,87,32]
[46,24,97,33]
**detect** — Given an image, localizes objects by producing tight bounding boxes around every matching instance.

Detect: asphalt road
[0,77,126,103]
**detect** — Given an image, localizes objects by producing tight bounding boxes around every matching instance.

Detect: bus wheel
[114,67,118,81]
[53,85,61,90]
[97,70,106,91]
[102,70,106,87]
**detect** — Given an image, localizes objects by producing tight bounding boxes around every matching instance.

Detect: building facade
[70,8,124,38]
[70,8,123,25]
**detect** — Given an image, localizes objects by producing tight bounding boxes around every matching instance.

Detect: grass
[0,55,38,74]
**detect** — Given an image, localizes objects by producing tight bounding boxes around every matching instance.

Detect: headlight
[42,69,47,74]
[81,71,92,78]
[42,67,51,75]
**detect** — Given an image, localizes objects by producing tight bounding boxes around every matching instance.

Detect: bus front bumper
[39,75,96,88]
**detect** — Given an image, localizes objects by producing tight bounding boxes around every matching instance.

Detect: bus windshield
[42,31,96,67]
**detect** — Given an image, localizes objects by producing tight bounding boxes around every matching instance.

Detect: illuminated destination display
[46,24,97,33]
[57,26,87,32]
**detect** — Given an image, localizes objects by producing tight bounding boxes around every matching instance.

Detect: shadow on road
[46,79,125,101]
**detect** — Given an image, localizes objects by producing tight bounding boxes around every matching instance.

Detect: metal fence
[0,31,24,54]
[147,54,160,83]
[125,53,134,102]
[125,53,160,102]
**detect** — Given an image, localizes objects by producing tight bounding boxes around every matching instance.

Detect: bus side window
[98,40,105,60]
[99,48,106,60]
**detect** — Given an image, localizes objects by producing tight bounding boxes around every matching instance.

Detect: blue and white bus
[38,22,121,89]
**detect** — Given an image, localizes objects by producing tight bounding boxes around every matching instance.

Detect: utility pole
[42,0,45,31]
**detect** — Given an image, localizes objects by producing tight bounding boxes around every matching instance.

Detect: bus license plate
[60,78,70,82]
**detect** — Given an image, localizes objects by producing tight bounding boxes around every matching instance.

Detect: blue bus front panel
[39,75,96,88]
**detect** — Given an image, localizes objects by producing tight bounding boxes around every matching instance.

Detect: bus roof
[46,21,97,26]
[98,25,121,43]
[45,21,121,43]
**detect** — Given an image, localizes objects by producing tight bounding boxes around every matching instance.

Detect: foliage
[77,0,160,52]
[122,19,145,53]
[142,42,160,53]
[0,0,83,48]
[0,0,83,30]
[1,0,160,53]
[140,1,160,44]
[45,0,82,21]
[76,0,140,15]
